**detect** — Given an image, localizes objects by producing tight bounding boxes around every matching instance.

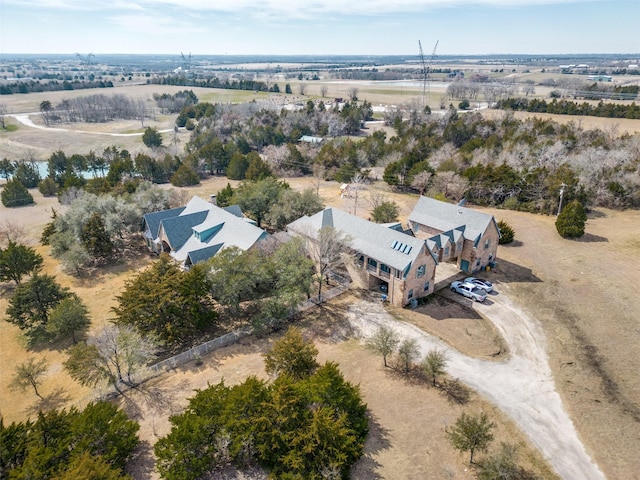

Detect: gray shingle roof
[288,207,433,273]
[187,244,224,265]
[409,196,497,246]
[146,196,267,266]
[161,211,209,251]
[143,207,185,239]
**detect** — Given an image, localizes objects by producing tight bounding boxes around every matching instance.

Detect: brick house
[408,196,500,274]
[287,208,438,307]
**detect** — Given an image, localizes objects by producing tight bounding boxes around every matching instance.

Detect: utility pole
[557,182,567,216]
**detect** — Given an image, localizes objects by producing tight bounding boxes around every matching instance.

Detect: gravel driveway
[348,288,606,480]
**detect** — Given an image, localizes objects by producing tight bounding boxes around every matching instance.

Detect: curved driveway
[348,289,606,480]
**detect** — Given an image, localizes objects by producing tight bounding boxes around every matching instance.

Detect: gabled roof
[146,196,267,266]
[186,244,224,266]
[223,205,243,218]
[143,206,185,239]
[288,207,434,274]
[160,211,209,252]
[409,196,497,245]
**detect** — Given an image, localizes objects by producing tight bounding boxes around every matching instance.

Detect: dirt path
[8,113,177,136]
[348,293,605,480]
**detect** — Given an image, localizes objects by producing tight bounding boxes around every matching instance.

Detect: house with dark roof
[408,196,500,274]
[143,196,268,268]
[288,207,437,307]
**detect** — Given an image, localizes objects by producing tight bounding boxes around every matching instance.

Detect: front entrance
[460,259,470,272]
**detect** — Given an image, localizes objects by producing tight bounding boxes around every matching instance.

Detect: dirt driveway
[348,292,605,480]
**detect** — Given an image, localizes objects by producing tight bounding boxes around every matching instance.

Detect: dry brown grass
[1,81,639,477]
[2,175,639,479]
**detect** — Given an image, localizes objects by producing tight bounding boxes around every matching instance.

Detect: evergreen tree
[263,327,319,380]
[80,213,113,259]
[170,164,200,187]
[215,182,234,207]
[226,152,249,180]
[6,274,70,344]
[497,220,515,244]
[1,178,34,207]
[38,177,59,196]
[46,295,91,343]
[0,402,138,479]
[234,177,288,227]
[13,161,41,188]
[0,241,43,285]
[244,154,273,181]
[371,201,400,223]
[556,200,587,238]
[113,255,216,344]
[142,127,163,148]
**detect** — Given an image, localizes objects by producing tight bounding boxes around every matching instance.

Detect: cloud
[109,13,207,35]
[4,0,598,16]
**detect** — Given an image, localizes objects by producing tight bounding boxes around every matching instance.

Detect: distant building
[588,75,612,82]
[298,135,324,144]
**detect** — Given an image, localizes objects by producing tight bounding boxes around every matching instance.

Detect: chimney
[209,194,217,206]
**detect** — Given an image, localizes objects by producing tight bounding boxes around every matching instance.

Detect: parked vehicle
[464,277,493,293]
[450,281,487,302]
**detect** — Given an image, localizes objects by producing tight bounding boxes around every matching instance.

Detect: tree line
[497,97,640,119]
[39,94,152,124]
[0,79,114,95]
[148,74,280,93]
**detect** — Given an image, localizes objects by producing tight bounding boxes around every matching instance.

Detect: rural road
[7,113,177,136]
[348,290,606,480]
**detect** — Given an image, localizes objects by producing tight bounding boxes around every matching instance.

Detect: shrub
[1,179,34,207]
[38,177,59,196]
[170,164,200,187]
[142,127,163,148]
[555,200,587,238]
[497,220,515,244]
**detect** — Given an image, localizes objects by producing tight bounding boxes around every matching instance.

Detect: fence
[146,273,351,374]
[148,327,253,373]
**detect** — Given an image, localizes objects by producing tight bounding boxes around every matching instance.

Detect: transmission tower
[418,40,428,106]
[425,41,439,107]
[181,52,192,71]
[75,53,94,71]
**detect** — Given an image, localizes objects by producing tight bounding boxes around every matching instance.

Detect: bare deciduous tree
[421,349,449,387]
[298,83,307,95]
[320,85,328,98]
[0,220,26,248]
[306,226,350,300]
[65,324,158,392]
[0,104,7,129]
[366,326,400,367]
[411,171,433,196]
[10,357,48,399]
[347,87,359,101]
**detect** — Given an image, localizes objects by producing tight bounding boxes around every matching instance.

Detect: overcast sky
[1,0,638,56]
